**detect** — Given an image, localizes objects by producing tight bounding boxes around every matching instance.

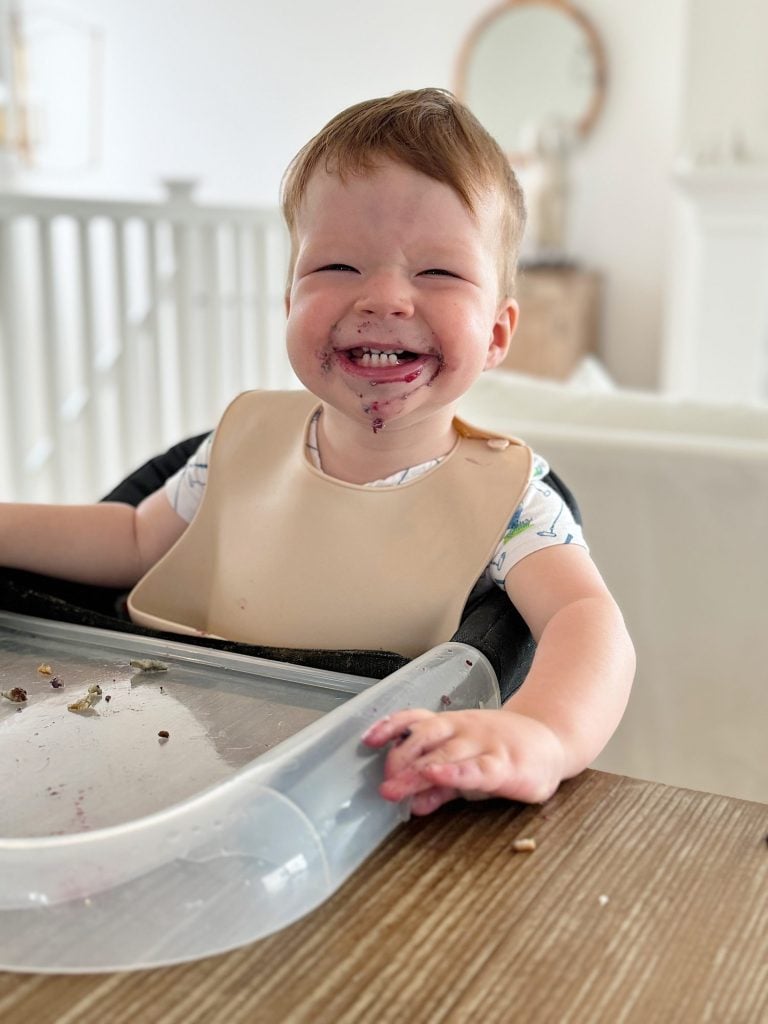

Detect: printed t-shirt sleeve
[163,432,213,523]
[486,453,589,589]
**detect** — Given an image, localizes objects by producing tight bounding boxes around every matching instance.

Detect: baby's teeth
[359,351,401,366]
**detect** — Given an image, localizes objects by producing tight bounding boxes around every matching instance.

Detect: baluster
[143,218,162,446]
[253,222,270,388]
[38,217,66,499]
[230,223,246,393]
[236,222,257,389]
[201,221,223,417]
[0,220,25,499]
[112,217,133,474]
[77,216,102,497]
[171,220,194,435]
[165,180,198,436]
[272,222,293,387]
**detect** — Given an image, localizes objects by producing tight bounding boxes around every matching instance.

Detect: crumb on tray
[130,659,169,673]
[1,687,28,703]
[511,837,537,853]
[67,683,102,713]
[37,663,53,676]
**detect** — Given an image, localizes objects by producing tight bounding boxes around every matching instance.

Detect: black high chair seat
[0,434,581,702]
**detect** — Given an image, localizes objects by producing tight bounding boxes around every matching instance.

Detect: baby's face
[285,160,517,437]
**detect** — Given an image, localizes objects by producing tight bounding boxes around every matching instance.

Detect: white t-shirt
[164,417,587,589]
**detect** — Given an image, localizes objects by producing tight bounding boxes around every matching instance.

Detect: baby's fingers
[361,709,436,748]
[410,786,460,816]
[379,765,437,802]
[379,737,473,801]
[420,754,506,796]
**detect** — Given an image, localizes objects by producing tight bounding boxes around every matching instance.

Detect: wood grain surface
[1,770,766,1024]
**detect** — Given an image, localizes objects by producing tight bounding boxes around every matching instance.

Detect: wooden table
[1,770,766,1023]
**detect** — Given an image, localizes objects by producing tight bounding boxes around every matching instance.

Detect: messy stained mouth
[345,347,421,367]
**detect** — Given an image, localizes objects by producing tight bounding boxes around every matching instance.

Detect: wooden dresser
[502,264,601,380]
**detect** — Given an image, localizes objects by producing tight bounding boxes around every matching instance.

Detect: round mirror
[455,0,606,164]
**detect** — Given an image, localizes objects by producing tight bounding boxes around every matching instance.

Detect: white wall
[681,0,768,165]
[10,0,689,389]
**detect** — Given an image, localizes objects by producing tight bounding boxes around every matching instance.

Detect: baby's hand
[362,709,566,816]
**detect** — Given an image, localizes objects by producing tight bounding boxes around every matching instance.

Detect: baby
[0,88,634,816]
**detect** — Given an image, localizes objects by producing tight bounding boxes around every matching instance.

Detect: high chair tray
[0,611,500,973]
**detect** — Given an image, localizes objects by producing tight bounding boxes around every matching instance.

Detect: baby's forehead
[298,161,504,223]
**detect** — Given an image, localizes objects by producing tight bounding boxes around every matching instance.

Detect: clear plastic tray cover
[0,612,500,972]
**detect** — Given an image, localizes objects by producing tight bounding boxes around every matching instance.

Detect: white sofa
[459,369,768,804]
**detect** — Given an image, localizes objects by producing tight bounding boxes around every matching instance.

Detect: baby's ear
[484,299,518,370]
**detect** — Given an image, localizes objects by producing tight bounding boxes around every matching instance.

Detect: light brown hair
[280,88,526,296]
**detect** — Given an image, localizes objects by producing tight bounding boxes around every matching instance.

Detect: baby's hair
[280,88,526,296]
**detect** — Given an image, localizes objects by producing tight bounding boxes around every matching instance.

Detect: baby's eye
[419,268,460,278]
[317,263,359,273]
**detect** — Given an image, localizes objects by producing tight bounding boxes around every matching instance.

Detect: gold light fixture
[0,1,102,172]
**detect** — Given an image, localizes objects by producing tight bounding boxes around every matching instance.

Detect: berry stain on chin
[371,417,384,434]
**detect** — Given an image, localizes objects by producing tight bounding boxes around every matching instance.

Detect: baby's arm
[363,545,635,815]
[0,488,188,588]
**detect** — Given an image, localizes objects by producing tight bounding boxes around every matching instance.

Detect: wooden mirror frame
[454,0,607,164]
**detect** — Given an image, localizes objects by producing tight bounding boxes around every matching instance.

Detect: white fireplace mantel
[661,160,768,404]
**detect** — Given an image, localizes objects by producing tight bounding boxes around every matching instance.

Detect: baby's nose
[354,272,414,317]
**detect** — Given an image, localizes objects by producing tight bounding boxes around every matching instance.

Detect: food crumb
[1,687,28,703]
[511,837,537,853]
[67,684,102,713]
[50,676,63,688]
[158,729,170,742]
[37,663,53,675]
[440,694,452,706]
[104,695,112,702]
[2,686,27,703]
[598,894,610,907]
[130,659,169,672]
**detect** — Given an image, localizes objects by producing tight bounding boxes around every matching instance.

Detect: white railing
[0,181,295,503]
